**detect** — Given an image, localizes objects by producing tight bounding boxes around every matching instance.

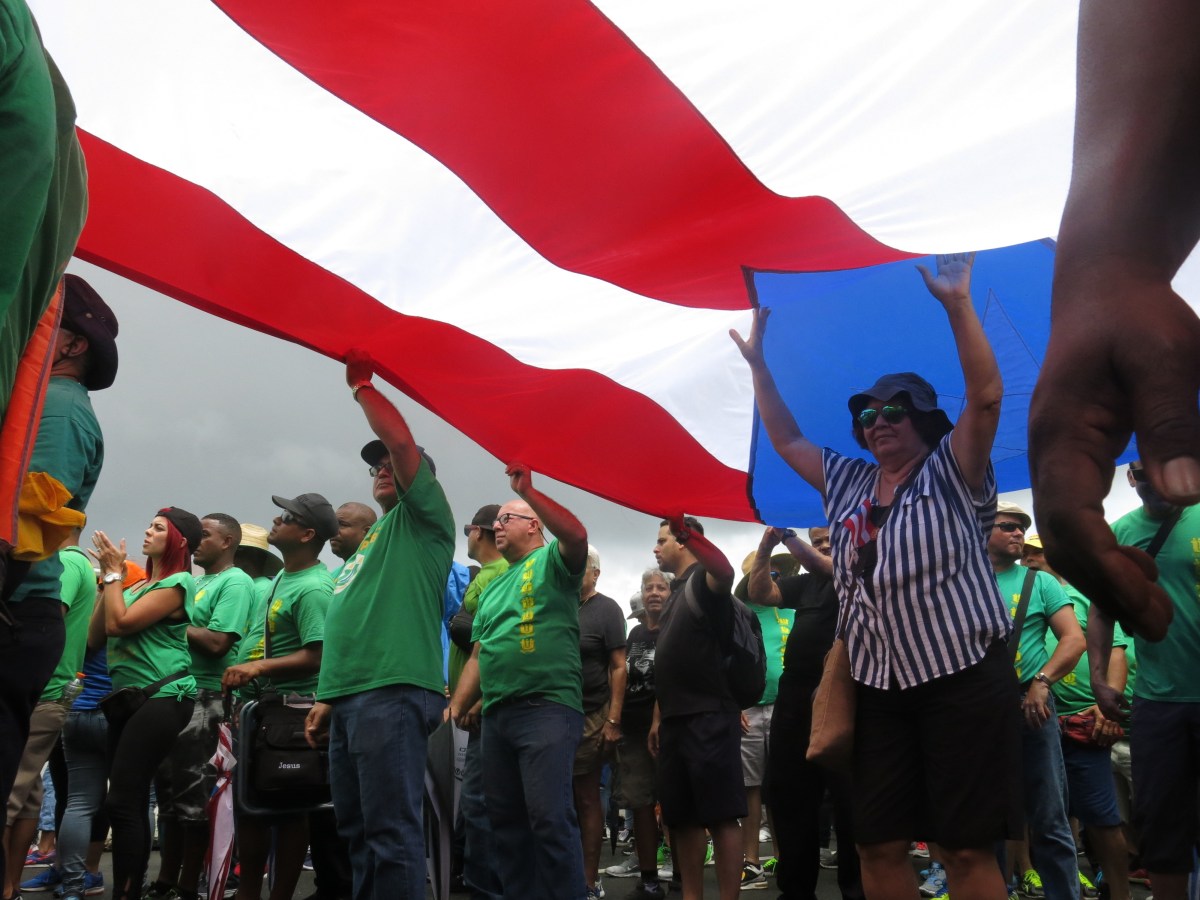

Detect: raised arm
[916,253,1003,494]
[345,349,422,492]
[730,308,825,493]
[508,463,588,574]
[670,515,734,595]
[747,528,785,607]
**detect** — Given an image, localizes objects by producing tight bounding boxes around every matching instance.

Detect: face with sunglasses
[987,514,1027,563]
[854,399,928,463]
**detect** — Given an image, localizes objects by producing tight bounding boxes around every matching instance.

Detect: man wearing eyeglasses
[448,466,589,900]
[305,350,456,900]
[987,501,1084,900]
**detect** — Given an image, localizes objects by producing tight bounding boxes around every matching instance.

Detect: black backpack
[722,598,767,709]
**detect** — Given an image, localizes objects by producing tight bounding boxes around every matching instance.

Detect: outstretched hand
[506,463,532,496]
[729,307,771,367]
[915,252,975,309]
[345,348,375,387]
[1029,283,1200,639]
[88,531,126,575]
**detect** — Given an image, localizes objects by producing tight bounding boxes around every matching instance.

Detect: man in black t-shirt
[651,516,742,900]
[574,546,627,898]
[748,526,863,900]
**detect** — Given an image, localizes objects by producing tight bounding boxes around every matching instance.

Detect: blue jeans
[461,731,501,900]
[59,710,108,896]
[482,698,584,900]
[329,684,443,900]
[1019,691,1078,900]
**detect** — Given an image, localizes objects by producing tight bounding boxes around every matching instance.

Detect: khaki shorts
[740,703,773,787]
[573,705,613,776]
[616,731,657,808]
[7,701,68,824]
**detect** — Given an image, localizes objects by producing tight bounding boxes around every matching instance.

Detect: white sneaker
[758,827,771,843]
[657,862,673,880]
[605,856,640,878]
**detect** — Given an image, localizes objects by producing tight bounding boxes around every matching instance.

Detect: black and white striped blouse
[822,435,1011,690]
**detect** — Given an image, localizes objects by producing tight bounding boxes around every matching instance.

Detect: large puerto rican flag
[32,1,1170,523]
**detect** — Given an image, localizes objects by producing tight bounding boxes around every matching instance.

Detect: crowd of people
[0,258,1194,900]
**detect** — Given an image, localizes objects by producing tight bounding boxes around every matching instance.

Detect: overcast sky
[66,258,1143,613]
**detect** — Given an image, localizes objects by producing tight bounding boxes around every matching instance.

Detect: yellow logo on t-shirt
[518,558,536,653]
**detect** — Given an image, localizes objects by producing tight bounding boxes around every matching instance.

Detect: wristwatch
[1034,671,1052,687]
[606,717,620,727]
[102,571,122,584]
[782,528,798,540]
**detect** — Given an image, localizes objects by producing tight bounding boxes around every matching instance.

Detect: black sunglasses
[462,524,494,538]
[994,521,1024,533]
[856,405,909,428]
[1130,466,1148,483]
[280,510,310,528]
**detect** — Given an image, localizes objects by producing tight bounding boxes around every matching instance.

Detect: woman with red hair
[89,507,200,900]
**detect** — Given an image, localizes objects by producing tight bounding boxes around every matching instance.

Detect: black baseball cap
[270,493,339,541]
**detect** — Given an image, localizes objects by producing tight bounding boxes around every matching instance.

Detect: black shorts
[1131,698,1200,873]
[658,711,746,828]
[852,640,1023,848]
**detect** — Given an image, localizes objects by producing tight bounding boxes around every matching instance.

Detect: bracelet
[350,380,374,399]
[606,717,620,726]
[1034,671,1052,687]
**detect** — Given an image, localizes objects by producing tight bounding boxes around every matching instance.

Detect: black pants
[0,596,64,889]
[308,807,353,898]
[766,675,864,900]
[106,696,194,899]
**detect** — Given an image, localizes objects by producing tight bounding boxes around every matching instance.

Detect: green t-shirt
[1113,505,1200,701]
[448,556,510,695]
[39,547,95,702]
[749,602,794,706]
[472,540,584,713]
[319,461,454,701]
[107,572,197,701]
[0,5,87,422]
[996,565,1070,683]
[10,379,103,603]
[1048,586,1129,717]
[238,563,332,696]
[188,567,254,691]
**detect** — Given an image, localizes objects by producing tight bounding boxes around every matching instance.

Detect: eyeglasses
[1130,466,1148,483]
[280,510,310,528]
[856,405,909,429]
[494,513,536,527]
[368,460,393,478]
[463,524,494,538]
[994,521,1024,533]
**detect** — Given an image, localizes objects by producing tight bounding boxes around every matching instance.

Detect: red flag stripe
[214,0,913,311]
[75,131,757,520]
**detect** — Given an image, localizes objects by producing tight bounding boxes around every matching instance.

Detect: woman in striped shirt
[732,253,1019,900]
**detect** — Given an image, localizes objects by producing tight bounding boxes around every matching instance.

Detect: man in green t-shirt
[3,531,94,899]
[304,351,455,900]
[328,501,375,582]
[449,467,589,900]
[449,503,507,900]
[151,514,253,900]
[222,493,337,900]
[989,501,1084,899]
[1088,461,1200,900]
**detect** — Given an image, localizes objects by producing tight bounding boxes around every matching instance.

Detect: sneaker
[1128,869,1150,885]
[919,863,947,898]
[656,844,671,867]
[595,881,607,899]
[930,893,949,900]
[656,861,673,881]
[704,841,714,866]
[144,882,177,899]
[1079,871,1099,899]
[761,858,777,875]
[606,856,641,878]
[24,849,56,869]
[617,828,632,846]
[628,881,667,899]
[587,886,602,900]
[819,848,838,870]
[82,871,105,897]
[303,849,314,871]
[740,863,767,891]
[20,867,62,892]
[1020,869,1045,898]
[758,826,771,843]
[910,842,931,858]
